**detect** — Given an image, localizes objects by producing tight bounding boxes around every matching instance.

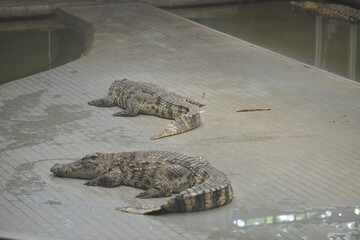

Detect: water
[169,2,360,82]
[231,206,360,231]
[0,18,84,85]
[161,204,360,239]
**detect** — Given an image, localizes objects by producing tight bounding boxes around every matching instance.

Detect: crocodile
[290,1,360,23]
[88,79,204,140]
[50,151,233,214]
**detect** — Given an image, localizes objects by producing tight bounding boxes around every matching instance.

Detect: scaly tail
[116,166,233,214]
[116,204,163,214]
[150,109,201,140]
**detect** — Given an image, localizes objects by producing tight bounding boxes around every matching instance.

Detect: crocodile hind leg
[136,174,173,198]
[113,98,140,117]
[136,165,191,198]
[88,96,116,107]
[84,169,123,187]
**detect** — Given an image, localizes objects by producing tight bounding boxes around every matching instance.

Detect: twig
[236,108,272,112]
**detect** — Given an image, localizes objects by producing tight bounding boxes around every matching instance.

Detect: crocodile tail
[160,184,233,213]
[150,108,201,140]
[116,166,233,214]
[160,166,233,213]
[116,204,163,214]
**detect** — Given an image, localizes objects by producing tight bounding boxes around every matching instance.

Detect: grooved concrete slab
[1,3,360,240]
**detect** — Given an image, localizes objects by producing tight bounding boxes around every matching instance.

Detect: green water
[169,2,360,82]
[0,18,84,85]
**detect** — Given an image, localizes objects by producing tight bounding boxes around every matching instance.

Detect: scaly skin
[50,151,233,214]
[88,79,204,140]
[290,1,360,23]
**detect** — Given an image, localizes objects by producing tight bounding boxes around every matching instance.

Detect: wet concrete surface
[0,0,246,19]
[0,3,360,240]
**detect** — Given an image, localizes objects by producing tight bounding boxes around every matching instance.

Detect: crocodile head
[50,152,110,179]
[109,78,129,95]
[290,1,319,10]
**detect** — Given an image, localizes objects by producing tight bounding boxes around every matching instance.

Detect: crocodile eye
[89,152,100,159]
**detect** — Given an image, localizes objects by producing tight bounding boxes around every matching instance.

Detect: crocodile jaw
[50,159,104,179]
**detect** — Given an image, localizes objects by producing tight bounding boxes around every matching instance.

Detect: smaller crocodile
[50,151,233,214]
[290,1,360,23]
[88,79,204,140]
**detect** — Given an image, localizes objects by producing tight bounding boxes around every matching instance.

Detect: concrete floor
[0,3,360,240]
[0,0,242,19]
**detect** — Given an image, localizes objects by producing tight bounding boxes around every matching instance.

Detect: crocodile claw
[136,189,161,198]
[84,180,98,186]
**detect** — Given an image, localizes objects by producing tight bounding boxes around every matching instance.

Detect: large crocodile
[290,1,360,23]
[88,79,204,140]
[50,151,233,214]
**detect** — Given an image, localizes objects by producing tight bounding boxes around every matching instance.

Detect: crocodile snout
[50,164,61,174]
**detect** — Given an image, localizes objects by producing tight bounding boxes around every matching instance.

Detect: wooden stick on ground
[236,108,272,112]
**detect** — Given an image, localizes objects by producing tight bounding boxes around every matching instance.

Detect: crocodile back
[320,3,360,23]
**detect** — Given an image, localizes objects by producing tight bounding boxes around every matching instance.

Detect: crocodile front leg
[113,98,140,117]
[88,96,116,107]
[84,169,123,187]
